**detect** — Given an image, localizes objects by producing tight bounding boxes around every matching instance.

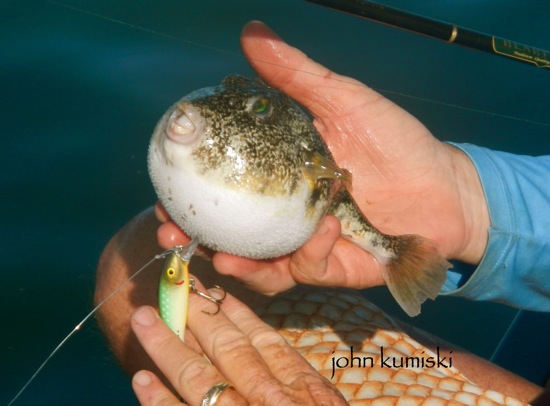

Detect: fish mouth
[165,102,203,145]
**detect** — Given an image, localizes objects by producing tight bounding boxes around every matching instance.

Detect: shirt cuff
[439,143,550,311]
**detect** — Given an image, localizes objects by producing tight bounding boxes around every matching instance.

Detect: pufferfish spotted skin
[148,75,450,317]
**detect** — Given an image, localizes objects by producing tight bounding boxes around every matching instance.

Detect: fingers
[185,280,289,404]
[131,276,346,405]
[217,293,347,403]
[212,254,297,295]
[214,216,384,291]
[156,221,190,249]
[288,215,340,285]
[186,279,346,405]
[289,215,385,288]
[132,370,182,406]
[154,203,171,223]
[211,216,339,293]
[155,203,214,260]
[131,306,246,405]
[155,202,191,248]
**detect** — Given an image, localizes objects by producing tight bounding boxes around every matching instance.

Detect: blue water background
[2,1,550,404]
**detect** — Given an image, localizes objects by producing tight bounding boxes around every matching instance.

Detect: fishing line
[376,89,550,128]
[45,0,550,130]
[45,0,235,56]
[7,249,175,406]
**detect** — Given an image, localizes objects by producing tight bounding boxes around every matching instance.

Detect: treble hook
[189,278,227,315]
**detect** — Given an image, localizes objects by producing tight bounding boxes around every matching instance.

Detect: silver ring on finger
[201,381,231,406]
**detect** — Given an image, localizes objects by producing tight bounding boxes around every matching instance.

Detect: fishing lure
[158,240,226,341]
[159,242,196,341]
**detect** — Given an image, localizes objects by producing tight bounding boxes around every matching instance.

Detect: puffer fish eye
[249,96,272,117]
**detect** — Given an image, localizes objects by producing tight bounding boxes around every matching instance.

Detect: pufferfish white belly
[258,289,528,406]
[149,154,320,259]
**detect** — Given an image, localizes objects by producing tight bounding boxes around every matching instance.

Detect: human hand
[130,277,346,405]
[157,21,489,295]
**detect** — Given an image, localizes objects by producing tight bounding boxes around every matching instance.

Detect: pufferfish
[148,75,451,316]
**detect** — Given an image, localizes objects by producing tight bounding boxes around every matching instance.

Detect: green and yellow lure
[158,241,198,341]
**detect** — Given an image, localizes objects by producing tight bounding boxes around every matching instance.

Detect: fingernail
[133,306,156,327]
[133,370,152,387]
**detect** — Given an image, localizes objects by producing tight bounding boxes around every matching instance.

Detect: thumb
[240,20,381,119]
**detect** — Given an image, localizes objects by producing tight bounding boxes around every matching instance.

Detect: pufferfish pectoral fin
[302,151,352,188]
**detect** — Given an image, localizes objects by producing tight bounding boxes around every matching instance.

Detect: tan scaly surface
[257,288,527,406]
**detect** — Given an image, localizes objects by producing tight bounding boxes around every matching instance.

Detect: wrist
[447,144,490,264]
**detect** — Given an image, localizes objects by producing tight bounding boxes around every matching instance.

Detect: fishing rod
[306,0,550,69]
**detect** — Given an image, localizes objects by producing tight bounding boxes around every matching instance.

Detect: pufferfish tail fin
[382,234,451,317]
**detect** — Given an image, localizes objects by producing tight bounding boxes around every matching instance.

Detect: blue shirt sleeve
[440,143,550,312]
